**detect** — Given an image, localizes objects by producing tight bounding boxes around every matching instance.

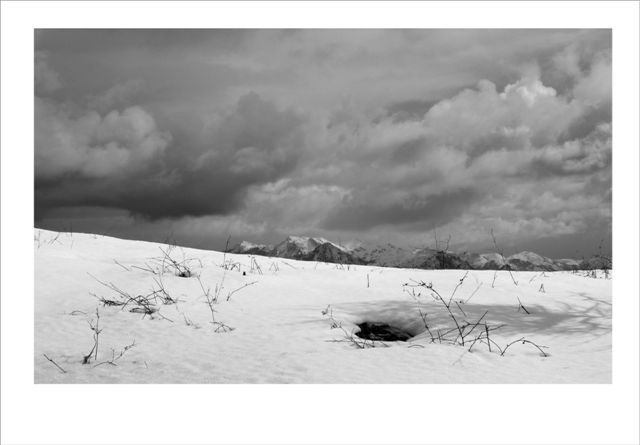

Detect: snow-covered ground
[34,229,611,383]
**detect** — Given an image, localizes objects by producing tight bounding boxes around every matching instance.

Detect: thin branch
[93,339,136,367]
[517,297,531,315]
[538,284,546,293]
[82,308,102,364]
[455,301,467,318]
[113,259,130,271]
[464,282,482,303]
[448,271,469,306]
[485,324,491,353]
[280,261,298,270]
[226,281,258,301]
[43,354,66,374]
[131,264,158,275]
[461,310,488,342]
[501,337,549,357]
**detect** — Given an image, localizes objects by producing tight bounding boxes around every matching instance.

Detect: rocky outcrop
[302,242,365,265]
[399,249,471,270]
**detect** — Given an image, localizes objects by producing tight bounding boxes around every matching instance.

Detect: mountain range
[229,236,611,271]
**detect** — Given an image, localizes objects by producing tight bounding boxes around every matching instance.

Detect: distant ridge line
[229,236,611,271]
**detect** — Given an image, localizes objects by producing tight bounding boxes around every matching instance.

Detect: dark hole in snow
[355,322,414,342]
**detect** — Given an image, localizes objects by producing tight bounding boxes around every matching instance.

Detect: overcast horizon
[34,29,612,258]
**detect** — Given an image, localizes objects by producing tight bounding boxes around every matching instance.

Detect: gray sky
[34,29,612,257]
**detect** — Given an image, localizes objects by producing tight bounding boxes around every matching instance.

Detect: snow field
[35,229,611,383]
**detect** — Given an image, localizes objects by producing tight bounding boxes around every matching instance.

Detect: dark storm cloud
[323,188,479,231]
[35,91,304,220]
[559,100,611,143]
[35,29,249,53]
[387,137,428,165]
[34,29,612,256]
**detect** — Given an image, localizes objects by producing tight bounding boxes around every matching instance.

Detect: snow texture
[35,229,611,383]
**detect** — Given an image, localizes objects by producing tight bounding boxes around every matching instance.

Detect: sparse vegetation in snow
[35,229,611,383]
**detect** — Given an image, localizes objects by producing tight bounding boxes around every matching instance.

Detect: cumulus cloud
[87,79,144,112]
[35,51,62,94]
[301,56,611,246]
[534,123,611,174]
[35,99,170,179]
[573,53,612,106]
[422,76,584,150]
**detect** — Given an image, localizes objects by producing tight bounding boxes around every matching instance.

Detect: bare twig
[158,246,193,277]
[131,263,158,275]
[249,257,263,275]
[82,307,102,364]
[152,275,178,305]
[516,297,531,315]
[113,259,130,271]
[404,280,465,344]
[448,271,469,306]
[491,229,518,286]
[198,276,234,332]
[416,307,434,341]
[455,301,467,318]
[226,281,258,301]
[197,276,217,324]
[501,337,549,357]
[92,292,126,307]
[467,330,485,353]
[49,232,62,245]
[280,261,298,270]
[89,273,173,321]
[93,339,136,367]
[460,310,488,343]
[323,309,384,348]
[485,324,491,353]
[182,313,200,329]
[538,284,545,293]
[464,282,482,303]
[433,230,452,269]
[212,322,235,333]
[43,354,67,374]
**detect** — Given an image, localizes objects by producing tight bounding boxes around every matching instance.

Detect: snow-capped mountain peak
[238,241,266,250]
[228,240,273,254]
[274,236,346,258]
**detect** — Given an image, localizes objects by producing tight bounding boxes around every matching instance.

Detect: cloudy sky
[34,29,611,257]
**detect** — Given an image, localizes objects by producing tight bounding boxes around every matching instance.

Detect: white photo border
[1,1,638,444]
